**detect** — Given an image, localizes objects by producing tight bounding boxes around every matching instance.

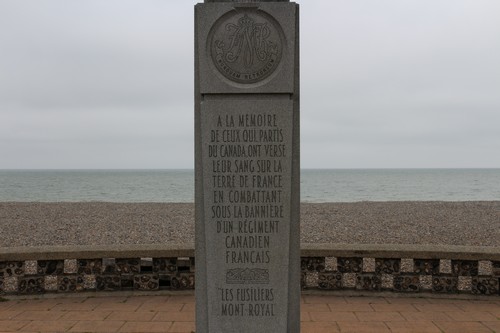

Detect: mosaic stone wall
[301,257,500,296]
[1,255,499,295]
[0,257,195,295]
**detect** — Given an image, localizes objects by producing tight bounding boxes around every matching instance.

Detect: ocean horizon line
[1,167,499,171]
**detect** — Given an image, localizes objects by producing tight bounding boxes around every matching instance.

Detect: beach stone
[1,202,500,247]
[171,273,194,290]
[102,258,116,274]
[452,260,478,276]
[19,276,44,294]
[153,258,178,273]
[357,273,381,291]
[1,261,24,277]
[394,275,420,292]
[414,259,439,275]
[58,276,78,292]
[78,259,102,274]
[338,257,362,273]
[116,258,140,274]
[121,274,134,290]
[133,274,159,291]
[432,276,458,293]
[375,258,400,274]
[471,277,499,295]
[491,261,500,276]
[195,1,300,331]
[302,257,325,272]
[318,272,342,290]
[38,260,64,275]
[96,275,121,291]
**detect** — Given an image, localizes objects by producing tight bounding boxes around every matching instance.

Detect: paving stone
[444,310,497,321]
[60,310,112,321]
[69,320,125,332]
[385,321,442,333]
[106,311,155,321]
[337,321,390,333]
[152,311,195,322]
[301,321,340,333]
[355,311,406,322]
[168,321,195,333]
[17,320,75,332]
[0,320,30,331]
[309,311,358,322]
[434,321,493,333]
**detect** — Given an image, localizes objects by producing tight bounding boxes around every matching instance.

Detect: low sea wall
[1,244,499,296]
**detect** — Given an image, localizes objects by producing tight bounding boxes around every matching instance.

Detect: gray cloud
[1,0,499,168]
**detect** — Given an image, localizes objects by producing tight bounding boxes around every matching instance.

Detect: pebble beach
[0,201,499,247]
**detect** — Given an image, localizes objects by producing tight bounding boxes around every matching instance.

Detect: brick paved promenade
[0,293,499,332]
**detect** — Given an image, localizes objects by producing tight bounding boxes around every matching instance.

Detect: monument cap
[205,1,289,3]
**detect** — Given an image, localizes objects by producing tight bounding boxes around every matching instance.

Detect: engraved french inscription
[201,99,292,330]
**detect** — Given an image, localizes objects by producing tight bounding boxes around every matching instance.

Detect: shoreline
[1,201,499,248]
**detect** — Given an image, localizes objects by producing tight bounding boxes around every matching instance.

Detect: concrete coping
[1,243,500,261]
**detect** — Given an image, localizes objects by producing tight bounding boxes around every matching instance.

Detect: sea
[0,169,499,203]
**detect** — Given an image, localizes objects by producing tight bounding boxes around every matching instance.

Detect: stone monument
[195,1,300,332]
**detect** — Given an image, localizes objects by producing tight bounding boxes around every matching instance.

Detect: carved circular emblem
[209,10,284,84]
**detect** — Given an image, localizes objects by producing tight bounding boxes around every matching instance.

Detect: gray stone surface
[195,1,300,332]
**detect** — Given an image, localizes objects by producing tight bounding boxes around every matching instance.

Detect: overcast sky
[1,0,499,169]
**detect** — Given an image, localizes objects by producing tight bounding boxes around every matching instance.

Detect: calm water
[0,169,499,202]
